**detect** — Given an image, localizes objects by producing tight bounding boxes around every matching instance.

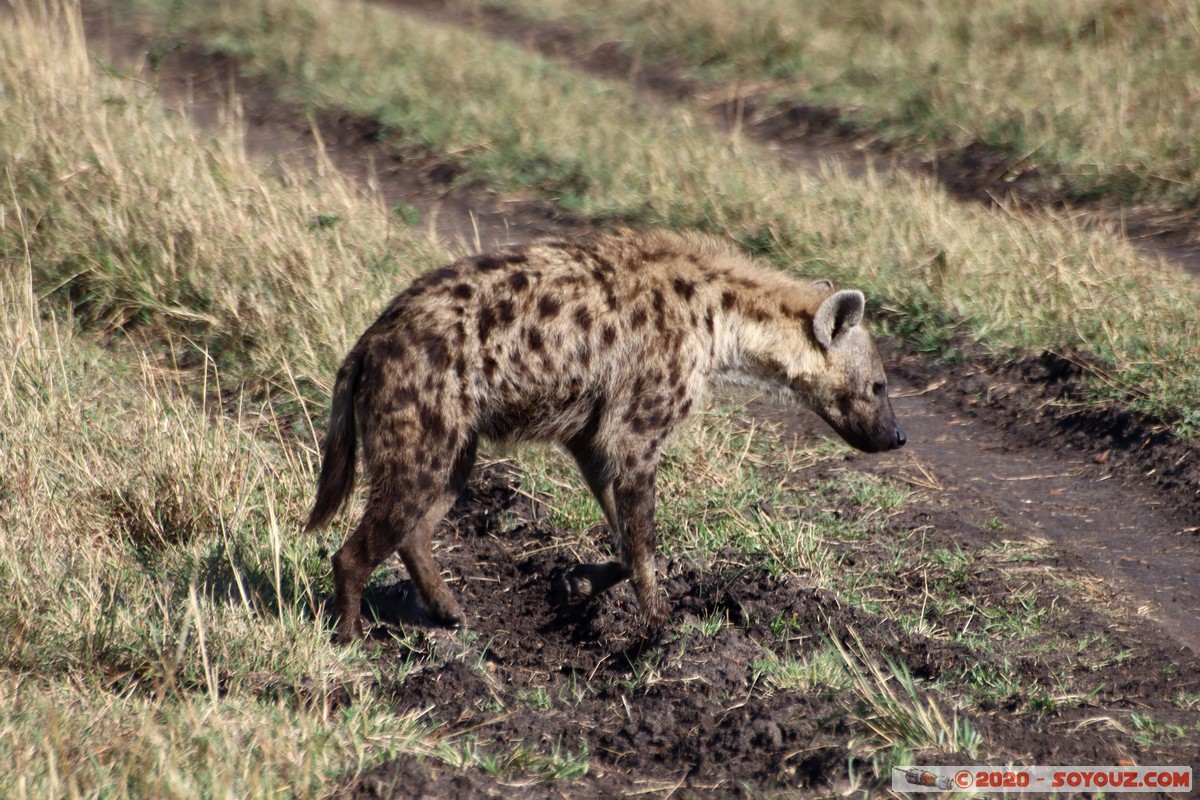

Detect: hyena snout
[816,384,906,453]
[836,404,906,453]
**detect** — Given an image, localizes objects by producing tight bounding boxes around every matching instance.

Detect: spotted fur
[307,228,904,642]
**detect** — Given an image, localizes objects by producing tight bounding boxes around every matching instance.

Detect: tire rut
[375,0,1200,277]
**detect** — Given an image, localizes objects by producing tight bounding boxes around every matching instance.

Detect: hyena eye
[872,381,885,396]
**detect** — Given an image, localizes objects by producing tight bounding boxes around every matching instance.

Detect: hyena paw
[424,598,465,629]
[333,616,366,645]
[563,568,596,604]
[639,594,669,630]
[561,561,627,605]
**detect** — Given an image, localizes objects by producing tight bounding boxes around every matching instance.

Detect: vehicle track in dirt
[377,0,1200,278]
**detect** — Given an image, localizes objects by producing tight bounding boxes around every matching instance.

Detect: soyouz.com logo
[893,766,1192,793]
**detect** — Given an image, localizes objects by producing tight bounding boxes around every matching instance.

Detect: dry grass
[2,2,446,395]
[127,0,1200,426]
[484,0,1200,208]
[0,5,451,794]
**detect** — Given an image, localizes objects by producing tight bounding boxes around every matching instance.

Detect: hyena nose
[894,427,906,448]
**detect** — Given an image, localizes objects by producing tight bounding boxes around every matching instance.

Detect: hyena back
[307,228,905,642]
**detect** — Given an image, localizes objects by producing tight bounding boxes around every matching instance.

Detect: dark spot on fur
[538,296,562,319]
[651,289,667,330]
[482,357,498,379]
[496,300,516,325]
[601,324,617,347]
[630,307,648,329]
[419,333,450,370]
[781,304,810,321]
[680,399,693,416]
[394,383,419,407]
[526,327,544,351]
[721,290,737,310]
[576,344,592,367]
[638,249,672,264]
[453,355,466,377]
[420,265,460,288]
[475,252,527,272]
[574,305,592,332]
[418,403,447,439]
[376,336,407,363]
[672,277,696,301]
[507,271,530,292]
[416,471,435,491]
[705,308,715,334]
[478,306,497,344]
[451,283,473,300]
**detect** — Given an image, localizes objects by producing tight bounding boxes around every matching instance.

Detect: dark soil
[78,4,1200,797]
[321,463,1200,798]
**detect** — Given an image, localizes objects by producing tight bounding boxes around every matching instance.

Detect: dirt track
[82,3,1200,795]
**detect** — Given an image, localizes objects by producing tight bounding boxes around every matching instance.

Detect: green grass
[753,644,850,694]
[833,631,984,757]
[482,0,1200,209]
[121,0,1200,430]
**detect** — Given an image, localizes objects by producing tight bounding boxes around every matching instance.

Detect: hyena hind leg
[331,440,477,642]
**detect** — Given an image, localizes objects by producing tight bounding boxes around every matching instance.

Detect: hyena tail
[305,346,364,532]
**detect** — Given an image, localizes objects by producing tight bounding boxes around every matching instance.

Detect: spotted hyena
[307,228,905,642]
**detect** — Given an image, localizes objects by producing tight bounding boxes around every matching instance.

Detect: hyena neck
[708,271,828,399]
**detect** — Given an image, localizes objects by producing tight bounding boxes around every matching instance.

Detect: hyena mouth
[846,426,906,453]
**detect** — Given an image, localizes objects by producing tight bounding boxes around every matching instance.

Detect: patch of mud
[749,338,1200,654]
[329,464,1200,797]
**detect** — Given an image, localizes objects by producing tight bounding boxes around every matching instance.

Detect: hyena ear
[814,290,865,349]
[811,279,834,291]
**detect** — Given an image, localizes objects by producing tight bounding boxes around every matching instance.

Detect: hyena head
[804,288,906,453]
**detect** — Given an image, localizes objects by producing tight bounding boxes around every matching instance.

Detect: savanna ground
[3,0,1200,796]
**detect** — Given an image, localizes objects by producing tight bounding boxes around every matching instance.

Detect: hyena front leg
[562,438,629,605]
[563,435,668,628]
[612,467,668,628]
[330,438,476,641]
